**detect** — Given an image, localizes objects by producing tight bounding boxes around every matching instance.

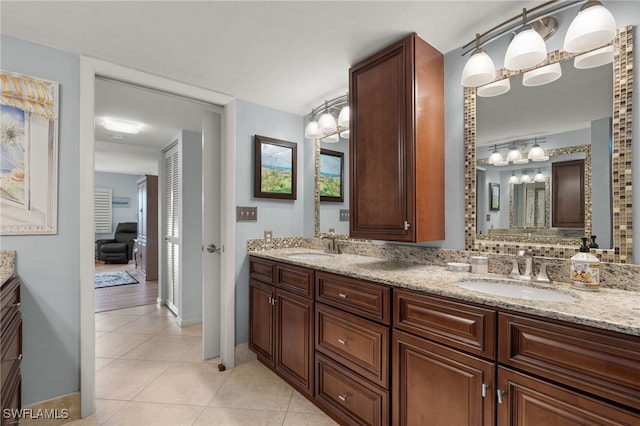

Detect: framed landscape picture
[319,148,344,202]
[254,135,297,200]
[490,182,500,211]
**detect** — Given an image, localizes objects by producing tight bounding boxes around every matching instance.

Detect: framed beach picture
[1,70,59,235]
[489,182,500,211]
[254,135,297,200]
[319,148,344,202]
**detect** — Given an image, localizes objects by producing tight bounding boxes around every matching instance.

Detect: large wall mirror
[313,138,349,236]
[465,26,633,263]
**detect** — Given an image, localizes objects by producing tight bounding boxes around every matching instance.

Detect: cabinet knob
[338,293,348,298]
[482,383,489,398]
[10,302,20,308]
[338,394,348,402]
[338,338,348,345]
[496,389,504,404]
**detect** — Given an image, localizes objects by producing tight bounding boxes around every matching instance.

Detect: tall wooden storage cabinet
[137,175,158,281]
[349,33,445,242]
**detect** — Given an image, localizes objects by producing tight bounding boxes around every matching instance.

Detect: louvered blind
[95,187,112,233]
[163,144,181,311]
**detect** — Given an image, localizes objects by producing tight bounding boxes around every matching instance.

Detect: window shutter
[95,187,112,233]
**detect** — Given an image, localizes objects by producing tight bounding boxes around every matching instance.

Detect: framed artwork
[254,135,297,200]
[1,70,59,235]
[319,148,344,202]
[489,182,500,211]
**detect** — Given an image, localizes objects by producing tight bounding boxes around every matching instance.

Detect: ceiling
[9,0,607,174]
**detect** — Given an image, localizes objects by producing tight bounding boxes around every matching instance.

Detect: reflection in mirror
[475,54,612,248]
[316,138,349,235]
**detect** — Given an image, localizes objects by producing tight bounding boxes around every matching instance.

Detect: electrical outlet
[339,209,350,222]
[486,214,491,221]
[264,230,273,244]
[236,206,258,222]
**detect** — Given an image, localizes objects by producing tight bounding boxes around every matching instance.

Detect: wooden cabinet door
[393,329,495,426]
[248,279,275,367]
[275,289,314,397]
[497,367,639,425]
[552,159,585,227]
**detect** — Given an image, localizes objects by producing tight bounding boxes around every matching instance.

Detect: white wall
[94,172,142,239]
[234,100,305,344]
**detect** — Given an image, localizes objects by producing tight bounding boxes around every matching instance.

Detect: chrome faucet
[320,232,341,254]
[534,263,553,283]
[508,250,533,281]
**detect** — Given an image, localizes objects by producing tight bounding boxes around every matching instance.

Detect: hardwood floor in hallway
[95,261,158,313]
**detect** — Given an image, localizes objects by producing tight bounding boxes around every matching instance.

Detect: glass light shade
[461,49,496,87]
[488,150,504,165]
[339,129,350,139]
[532,155,549,162]
[513,158,530,164]
[321,133,339,143]
[509,174,520,184]
[520,174,533,183]
[563,3,616,53]
[477,78,510,97]
[527,144,546,160]
[504,28,547,71]
[534,172,546,182]
[338,106,350,128]
[506,148,523,162]
[304,120,322,139]
[523,62,562,87]
[574,45,614,69]
[318,112,337,134]
[103,118,142,134]
[494,160,509,167]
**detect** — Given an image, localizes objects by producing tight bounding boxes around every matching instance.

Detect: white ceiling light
[504,27,548,71]
[506,145,523,162]
[494,160,509,167]
[339,130,350,139]
[520,173,533,183]
[318,111,337,134]
[306,94,348,142]
[338,106,349,128]
[477,78,511,97]
[488,145,504,165]
[103,118,142,134]
[574,45,614,69]
[509,172,520,184]
[513,158,530,165]
[532,155,549,162]
[534,169,546,182]
[564,1,617,53]
[304,120,322,139]
[461,35,496,88]
[522,62,562,87]
[527,140,546,160]
[321,134,339,143]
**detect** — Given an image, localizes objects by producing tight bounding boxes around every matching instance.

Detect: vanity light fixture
[461,34,496,88]
[103,118,143,134]
[534,169,547,182]
[504,11,548,71]
[477,78,511,97]
[304,94,349,143]
[527,139,546,160]
[506,145,524,162]
[488,145,505,165]
[509,171,520,184]
[522,62,562,87]
[563,0,617,53]
[520,173,533,184]
[574,44,614,69]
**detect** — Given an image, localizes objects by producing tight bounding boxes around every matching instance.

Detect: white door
[163,143,181,314]
[202,111,222,359]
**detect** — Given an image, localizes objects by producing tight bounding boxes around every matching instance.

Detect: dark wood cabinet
[136,175,158,280]
[248,258,315,397]
[1,276,22,426]
[552,159,585,228]
[393,329,495,426]
[349,33,444,242]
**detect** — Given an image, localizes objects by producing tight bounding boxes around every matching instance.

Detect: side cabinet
[1,276,22,426]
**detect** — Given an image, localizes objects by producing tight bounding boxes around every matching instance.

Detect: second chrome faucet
[509,250,552,283]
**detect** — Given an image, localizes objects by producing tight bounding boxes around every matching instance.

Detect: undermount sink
[287,252,335,260]
[456,281,577,302]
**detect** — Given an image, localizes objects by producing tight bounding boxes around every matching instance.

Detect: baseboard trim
[177,315,202,327]
[19,392,81,426]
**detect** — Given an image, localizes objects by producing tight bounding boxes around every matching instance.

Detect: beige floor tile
[178,342,221,365]
[105,304,161,316]
[194,407,286,425]
[288,390,323,413]
[63,415,99,426]
[114,315,177,334]
[161,322,203,336]
[120,334,200,361]
[95,399,127,424]
[102,401,204,426]
[208,380,293,411]
[95,332,152,359]
[95,357,116,372]
[95,359,171,400]
[95,314,140,333]
[134,362,230,406]
[283,411,339,426]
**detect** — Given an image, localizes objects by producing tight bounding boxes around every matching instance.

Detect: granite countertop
[0,250,16,286]
[249,248,640,336]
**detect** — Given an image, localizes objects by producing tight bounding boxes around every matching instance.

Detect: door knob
[206,244,222,254]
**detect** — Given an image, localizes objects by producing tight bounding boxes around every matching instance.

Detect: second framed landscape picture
[254,135,297,200]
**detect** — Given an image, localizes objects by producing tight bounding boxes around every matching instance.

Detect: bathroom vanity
[248,249,639,425]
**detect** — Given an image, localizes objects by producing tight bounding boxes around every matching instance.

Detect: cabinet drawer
[316,272,390,324]
[0,277,20,330]
[316,304,389,388]
[498,313,640,411]
[394,289,496,359]
[316,353,389,426]
[276,264,314,299]
[0,313,22,392]
[249,257,275,284]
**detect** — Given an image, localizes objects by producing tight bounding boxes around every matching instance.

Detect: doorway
[79,57,236,417]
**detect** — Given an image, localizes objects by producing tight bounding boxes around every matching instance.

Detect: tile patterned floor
[69,305,338,426]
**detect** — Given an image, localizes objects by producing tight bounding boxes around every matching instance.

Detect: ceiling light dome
[488,145,504,165]
[506,146,523,162]
[574,45,614,69]
[509,172,520,184]
[504,28,547,71]
[534,171,546,182]
[477,78,511,97]
[523,62,562,87]
[564,1,616,53]
[318,112,337,134]
[461,48,496,87]
[103,118,142,134]
[304,120,322,139]
[520,173,533,183]
[338,106,350,128]
[527,142,546,160]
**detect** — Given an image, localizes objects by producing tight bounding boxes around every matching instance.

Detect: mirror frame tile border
[465,26,633,263]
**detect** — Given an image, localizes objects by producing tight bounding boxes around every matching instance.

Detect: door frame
[79,57,236,417]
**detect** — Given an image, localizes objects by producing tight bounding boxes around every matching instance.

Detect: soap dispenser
[570,237,600,291]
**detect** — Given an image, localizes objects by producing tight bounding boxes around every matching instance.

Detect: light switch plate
[339,209,350,222]
[237,206,258,222]
[264,230,272,244]
[486,214,491,221]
